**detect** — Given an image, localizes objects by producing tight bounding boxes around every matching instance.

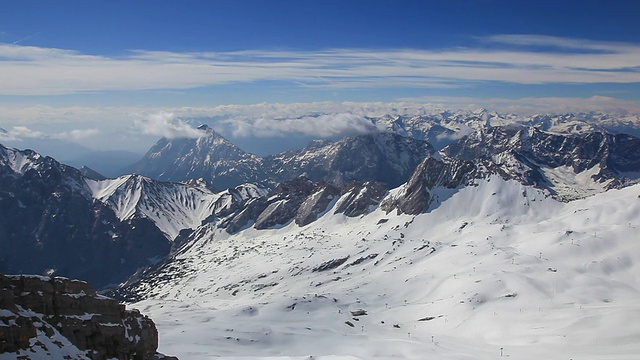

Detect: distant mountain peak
[197,124,212,132]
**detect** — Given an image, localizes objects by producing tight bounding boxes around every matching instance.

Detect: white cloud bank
[0,125,98,142]
[0,34,639,95]
[397,95,640,115]
[220,113,381,138]
[2,96,640,153]
[131,112,204,139]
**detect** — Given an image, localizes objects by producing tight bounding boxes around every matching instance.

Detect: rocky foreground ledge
[0,274,177,359]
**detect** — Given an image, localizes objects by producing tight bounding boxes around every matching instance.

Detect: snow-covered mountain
[382,125,640,214]
[108,122,640,359]
[0,144,170,288]
[4,112,640,359]
[131,110,640,192]
[443,125,640,199]
[133,126,433,189]
[130,124,264,190]
[0,143,266,288]
[4,121,640,290]
[118,176,640,360]
[369,109,640,147]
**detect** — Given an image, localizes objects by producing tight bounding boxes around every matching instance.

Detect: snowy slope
[127,178,640,359]
[87,175,267,240]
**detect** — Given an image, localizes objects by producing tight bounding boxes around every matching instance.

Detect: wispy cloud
[483,34,637,53]
[0,126,44,140]
[0,125,98,142]
[51,128,100,140]
[131,111,203,139]
[0,34,639,95]
[397,95,640,115]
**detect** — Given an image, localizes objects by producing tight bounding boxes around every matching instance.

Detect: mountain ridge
[3,120,640,291]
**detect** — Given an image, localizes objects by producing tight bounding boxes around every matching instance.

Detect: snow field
[133,178,640,359]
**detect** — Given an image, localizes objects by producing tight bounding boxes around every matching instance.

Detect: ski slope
[131,178,640,359]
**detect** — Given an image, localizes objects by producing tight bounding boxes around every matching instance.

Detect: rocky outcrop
[334,181,388,217]
[295,184,340,226]
[381,156,475,215]
[264,132,434,188]
[443,126,640,187]
[253,177,337,230]
[0,274,177,359]
[199,177,378,233]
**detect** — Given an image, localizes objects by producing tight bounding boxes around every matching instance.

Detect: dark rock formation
[443,126,640,187]
[334,181,388,217]
[254,177,338,230]
[295,184,340,226]
[211,177,340,232]
[0,274,177,359]
[264,132,434,188]
[381,156,475,215]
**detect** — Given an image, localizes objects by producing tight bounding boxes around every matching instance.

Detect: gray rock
[381,156,475,215]
[0,274,177,359]
[295,184,340,226]
[254,177,322,230]
[334,182,387,217]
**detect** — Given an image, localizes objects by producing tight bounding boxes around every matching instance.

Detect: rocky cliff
[0,274,177,359]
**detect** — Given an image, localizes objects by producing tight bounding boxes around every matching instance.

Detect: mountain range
[131,124,434,190]
[2,111,640,358]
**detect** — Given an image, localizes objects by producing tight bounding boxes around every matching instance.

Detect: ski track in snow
[130,178,640,360]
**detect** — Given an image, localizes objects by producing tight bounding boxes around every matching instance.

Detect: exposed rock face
[254,177,338,230]
[221,197,268,234]
[0,274,177,359]
[443,126,640,187]
[201,177,341,233]
[334,181,388,217]
[295,184,340,226]
[381,156,475,215]
[264,132,434,188]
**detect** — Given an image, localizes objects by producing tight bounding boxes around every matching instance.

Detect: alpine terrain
[2,111,640,359]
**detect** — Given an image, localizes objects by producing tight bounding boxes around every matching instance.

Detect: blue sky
[0,0,639,155]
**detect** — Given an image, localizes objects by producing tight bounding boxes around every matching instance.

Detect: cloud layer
[2,96,640,153]
[219,113,381,138]
[131,112,204,139]
[0,125,98,142]
[0,35,639,95]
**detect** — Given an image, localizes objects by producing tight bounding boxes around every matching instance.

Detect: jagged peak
[197,124,212,132]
